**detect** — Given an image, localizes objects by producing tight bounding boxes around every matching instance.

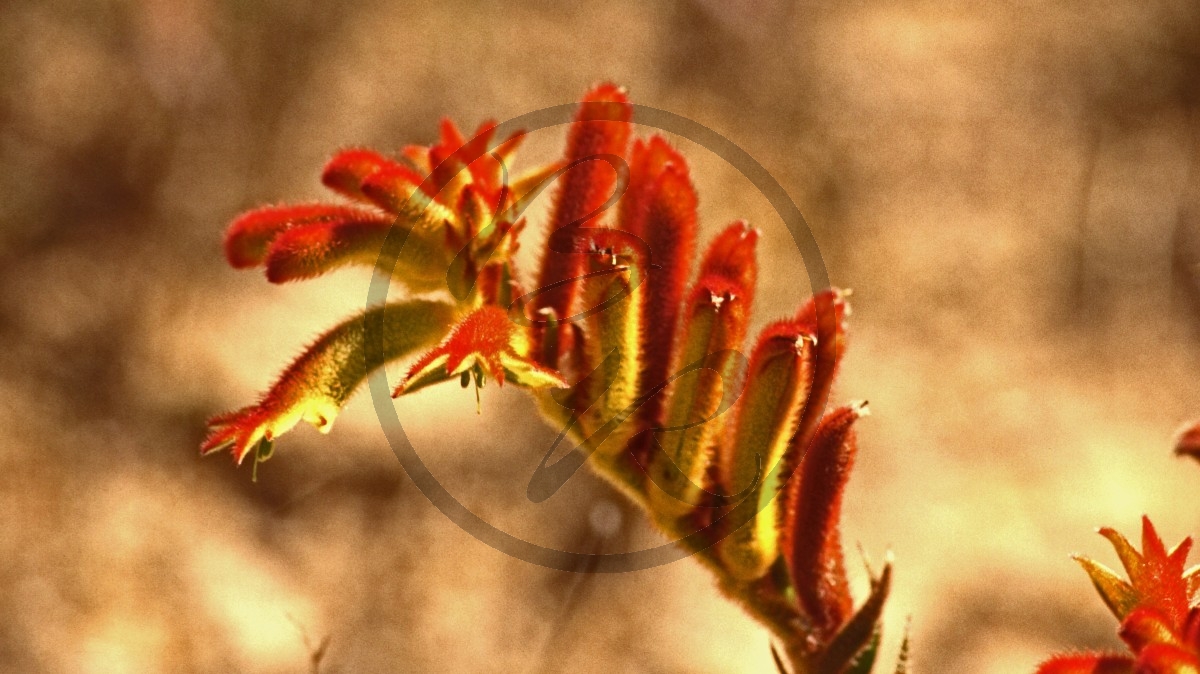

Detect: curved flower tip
[1173,420,1200,464]
[201,300,457,465]
[699,220,759,310]
[794,287,850,403]
[786,402,868,640]
[530,82,633,362]
[224,204,386,269]
[396,306,567,399]
[796,288,850,346]
[321,148,405,202]
[202,396,340,465]
[578,82,630,121]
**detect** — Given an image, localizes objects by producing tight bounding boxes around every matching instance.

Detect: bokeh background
[3,0,1200,671]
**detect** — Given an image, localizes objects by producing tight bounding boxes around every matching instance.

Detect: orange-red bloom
[397,306,566,398]
[1038,517,1200,674]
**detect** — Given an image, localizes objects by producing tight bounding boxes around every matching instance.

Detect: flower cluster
[1038,517,1200,674]
[203,84,901,672]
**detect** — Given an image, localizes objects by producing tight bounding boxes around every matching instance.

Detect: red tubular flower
[789,288,850,463]
[224,204,388,270]
[262,215,448,289]
[647,274,751,519]
[530,83,632,367]
[571,227,649,452]
[617,136,698,427]
[644,222,757,516]
[718,318,817,581]
[785,401,866,638]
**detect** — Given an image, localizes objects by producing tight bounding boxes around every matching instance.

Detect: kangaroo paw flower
[786,402,868,638]
[531,83,632,367]
[1041,517,1200,673]
[618,135,698,428]
[204,83,895,674]
[718,319,817,581]
[396,305,567,400]
[202,300,455,463]
[647,275,751,519]
[224,204,388,270]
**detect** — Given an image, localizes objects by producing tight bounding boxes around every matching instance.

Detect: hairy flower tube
[1037,517,1200,674]
[203,83,903,673]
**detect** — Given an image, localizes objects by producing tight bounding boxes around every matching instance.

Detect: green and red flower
[1038,517,1200,674]
[203,84,896,672]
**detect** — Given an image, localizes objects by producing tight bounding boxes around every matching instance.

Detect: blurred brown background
[3,0,1200,672]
